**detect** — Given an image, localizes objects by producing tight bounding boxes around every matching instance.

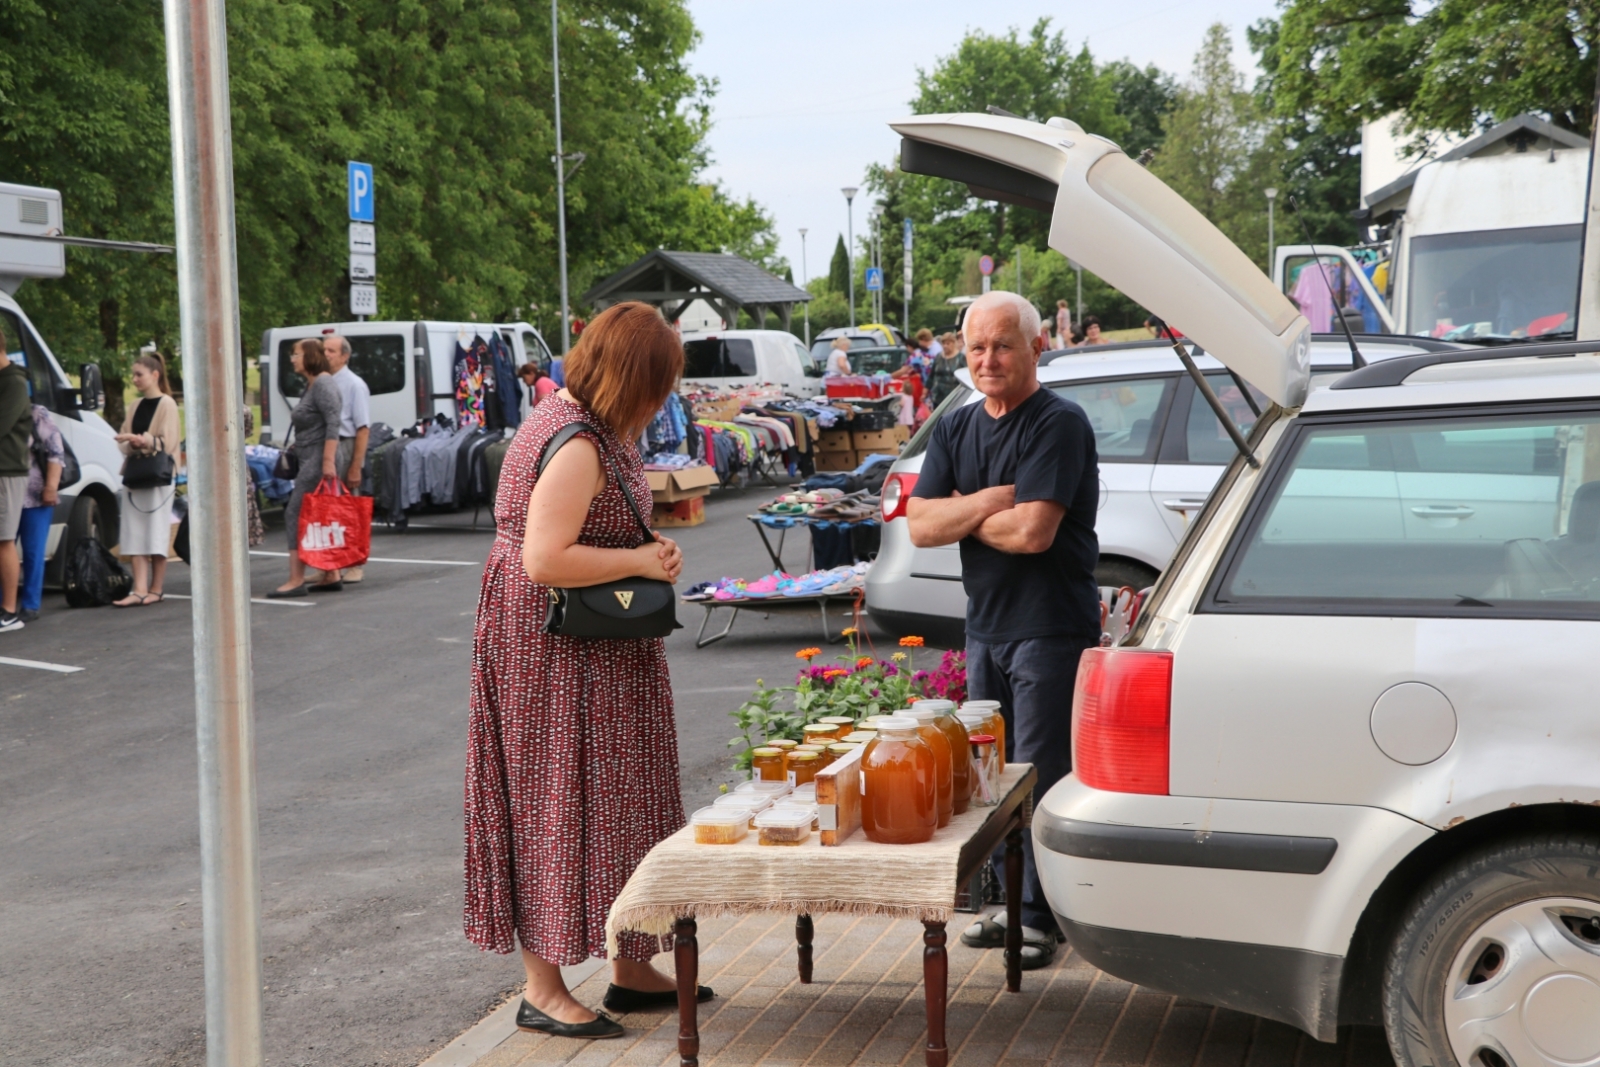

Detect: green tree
[827,235,849,294]
[1103,61,1179,157]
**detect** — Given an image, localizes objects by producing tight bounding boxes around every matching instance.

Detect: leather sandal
[514,1000,625,1039]
[960,912,1060,970]
[601,983,714,1014]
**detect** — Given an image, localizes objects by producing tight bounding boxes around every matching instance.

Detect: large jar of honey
[903,707,953,828]
[860,716,937,844]
[913,700,971,816]
[961,700,1005,772]
[751,746,785,782]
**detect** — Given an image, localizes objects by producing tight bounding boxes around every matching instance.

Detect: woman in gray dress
[269,338,343,598]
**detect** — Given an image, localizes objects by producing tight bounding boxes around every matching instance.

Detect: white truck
[1274,114,1590,343]
[259,319,555,445]
[0,182,126,580]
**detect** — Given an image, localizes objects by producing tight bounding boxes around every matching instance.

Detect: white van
[680,328,822,398]
[259,320,554,445]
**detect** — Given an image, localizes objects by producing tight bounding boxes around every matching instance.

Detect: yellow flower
[841,627,858,637]
[795,647,822,661]
[891,652,906,661]
[899,635,926,648]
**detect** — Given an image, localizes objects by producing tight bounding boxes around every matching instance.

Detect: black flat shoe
[307,580,344,592]
[514,1000,625,1039]
[266,585,307,599]
[601,983,714,1014]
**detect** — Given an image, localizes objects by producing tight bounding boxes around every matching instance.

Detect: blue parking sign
[348,162,374,222]
[865,266,883,292]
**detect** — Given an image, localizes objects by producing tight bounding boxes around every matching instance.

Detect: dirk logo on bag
[301,522,347,551]
[614,590,634,610]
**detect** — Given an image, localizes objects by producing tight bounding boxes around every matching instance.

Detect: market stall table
[605,763,1038,1067]
[685,589,861,648]
[747,512,878,574]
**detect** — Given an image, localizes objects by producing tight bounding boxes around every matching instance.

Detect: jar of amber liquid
[860,716,937,844]
[962,701,1004,772]
[914,699,971,816]
[818,715,855,733]
[788,751,822,787]
[903,708,953,828]
[751,746,785,782]
[801,722,840,745]
[795,743,833,769]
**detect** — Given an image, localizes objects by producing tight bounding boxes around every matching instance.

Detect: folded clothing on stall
[681,560,870,602]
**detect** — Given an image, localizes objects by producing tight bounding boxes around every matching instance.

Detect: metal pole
[798,228,809,346]
[162,0,262,1063]
[1265,187,1278,276]
[551,0,570,354]
[842,186,857,329]
[1075,263,1083,336]
[1576,63,1600,340]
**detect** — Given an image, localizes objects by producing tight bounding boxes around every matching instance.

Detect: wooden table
[668,765,1037,1067]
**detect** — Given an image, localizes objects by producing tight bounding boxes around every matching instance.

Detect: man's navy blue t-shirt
[912,386,1100,643]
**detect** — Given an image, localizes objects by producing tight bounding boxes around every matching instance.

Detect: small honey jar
[751,746,785,782]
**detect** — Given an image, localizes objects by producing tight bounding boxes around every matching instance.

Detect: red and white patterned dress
[464,394,684,962]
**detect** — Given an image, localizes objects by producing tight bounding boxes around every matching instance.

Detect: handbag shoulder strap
[536,421,654,541]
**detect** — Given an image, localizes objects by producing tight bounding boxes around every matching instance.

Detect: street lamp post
[552,0,570,353]
[870,206,882,323]
[842,186,857,329]
[1265,187,1278,274]
[798,227,810,346]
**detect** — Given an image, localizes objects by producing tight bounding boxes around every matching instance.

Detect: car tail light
[881,472,918,522]
[1072,647,1173,795]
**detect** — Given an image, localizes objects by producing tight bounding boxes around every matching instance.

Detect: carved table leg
[1005,825,1023,993]
[922,920,948,1067]
[675,917,699,1067]
[796,913,814,983]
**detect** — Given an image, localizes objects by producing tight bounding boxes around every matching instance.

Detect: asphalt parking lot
[0,482,898,1067]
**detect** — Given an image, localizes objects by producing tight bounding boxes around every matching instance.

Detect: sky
[684,0,1283,283]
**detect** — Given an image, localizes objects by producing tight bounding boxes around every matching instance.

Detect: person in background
[1037,315,1055,352]
[927,331,966,409]
[113,353,181,608]
[1055,300,1073,348]
[518,362,557,407]
[0,323,31,631]
[825,336,852,375]
[1079,315,1107,345]
[324,334,370,585]
[17,404,63,621]
[269,338,341,598]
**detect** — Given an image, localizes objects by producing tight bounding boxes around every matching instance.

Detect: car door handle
[1161,498,1208,512]
[1410,505,1475,518]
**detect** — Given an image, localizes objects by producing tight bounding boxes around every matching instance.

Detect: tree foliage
[0,0,780,384]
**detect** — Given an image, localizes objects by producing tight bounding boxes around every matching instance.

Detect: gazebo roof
[581,249,811,311]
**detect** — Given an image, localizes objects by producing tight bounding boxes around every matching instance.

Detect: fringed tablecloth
[606,764,1034,956]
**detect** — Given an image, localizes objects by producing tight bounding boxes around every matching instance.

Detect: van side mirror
[78,363,104,411]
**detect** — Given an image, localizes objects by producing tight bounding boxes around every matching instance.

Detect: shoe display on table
[739,572,790,599]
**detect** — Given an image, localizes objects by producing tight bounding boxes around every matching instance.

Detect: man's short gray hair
[324,334,350,359]
[962,291,1041,344]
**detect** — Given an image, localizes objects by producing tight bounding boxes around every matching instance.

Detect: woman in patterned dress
[465,302,704,1039]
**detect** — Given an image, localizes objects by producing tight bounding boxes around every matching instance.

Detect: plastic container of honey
[801,722,840,745]
[961,700,1005,772]
[914,700,971,816]
[904,708,954,828]
[788,751,822,787]
[755,807,813,846]
[773,797,820,829]
[714,792,770,826]
[751,746,786,782]
[691,806,750,844]
[860,716,937,844]
[734,779,791,800]
[792,782,817,804]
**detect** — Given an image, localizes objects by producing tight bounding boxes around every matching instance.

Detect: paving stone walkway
[476,914,1397,1067]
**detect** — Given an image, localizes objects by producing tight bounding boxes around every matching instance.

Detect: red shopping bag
[297,478,372,570]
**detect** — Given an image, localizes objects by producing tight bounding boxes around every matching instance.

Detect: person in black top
[907,290,1101,968]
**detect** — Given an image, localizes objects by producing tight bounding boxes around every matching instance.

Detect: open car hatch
[893,112,1312,408]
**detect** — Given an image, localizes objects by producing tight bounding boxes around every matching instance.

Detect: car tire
[1382,833,1600,1067]
[48,492,106,586]
[1093,559,1158,592]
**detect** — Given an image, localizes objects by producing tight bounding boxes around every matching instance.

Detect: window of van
[0,308,65,414]
[279,334,407,398]
[683,338,757,378]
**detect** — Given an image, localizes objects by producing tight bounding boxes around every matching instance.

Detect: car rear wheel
[1383,834,1600,1067]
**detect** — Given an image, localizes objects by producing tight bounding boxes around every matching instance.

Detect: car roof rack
[1330,337,1600,390]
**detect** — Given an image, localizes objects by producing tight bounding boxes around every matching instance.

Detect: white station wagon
[892,111,1600,1067]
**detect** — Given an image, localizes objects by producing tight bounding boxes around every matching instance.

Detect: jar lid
[956,711,990,725]
[733,780,791,797]
[826,742,858,754]
[794,744,827,754]
[904,707,937,721]
[912,699,955,713]
[802,723,836,734]
[715,793,770,811]
[961,700,1001,711]
[840,731,876,743]
[875,715,918,731]
[818,716,855,725]
[861,716,897,727]
[768,739,798,749]
[691,806,749,826]
[968,734,996,744]
[790,752,821,763]
[754,807,814,829]
[751,747,782,757]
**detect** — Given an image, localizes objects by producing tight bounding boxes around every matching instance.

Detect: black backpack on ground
[63,537,133,608]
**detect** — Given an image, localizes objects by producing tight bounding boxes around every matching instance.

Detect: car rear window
[683,338,757,378]
[1211,409,1600,617]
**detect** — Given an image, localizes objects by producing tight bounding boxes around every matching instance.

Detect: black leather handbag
[537,423,680,639]
[121,397,176,489]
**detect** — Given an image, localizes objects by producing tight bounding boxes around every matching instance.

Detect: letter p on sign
[348,162,374,222]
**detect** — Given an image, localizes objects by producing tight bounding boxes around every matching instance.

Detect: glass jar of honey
[860,716,937,844]
[961,700,1005,772]
[788,751,822,786]
[751,746,785,782]
[903,708,953,828]
[801,722,840,745]
[825,742,858,761]
[768,738,798,754]
[818,715,855,732]
[914,700,971,817]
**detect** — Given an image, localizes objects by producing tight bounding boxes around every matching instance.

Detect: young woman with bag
[463,302,697,1040]
[269,338,342,598]
[112,353,180,607]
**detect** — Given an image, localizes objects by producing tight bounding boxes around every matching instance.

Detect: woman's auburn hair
[562,302,683,434]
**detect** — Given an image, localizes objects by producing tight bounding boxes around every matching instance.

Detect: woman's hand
[322,460,338,479]
[631,539,679,584]
[115,432,153,450]
[652,533,682,583]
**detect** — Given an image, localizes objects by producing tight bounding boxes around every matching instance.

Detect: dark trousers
[967,633,1093,932]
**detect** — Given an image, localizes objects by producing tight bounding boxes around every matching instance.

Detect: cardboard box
[817,428,853,453]
[814,450,859,472]
[691,396,741,422]
[851,428,906,453]
[652,496,705,527]
[645,465,719,503]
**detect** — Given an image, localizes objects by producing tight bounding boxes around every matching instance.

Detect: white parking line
[163,593,314,608]
[0,655,85,674]
[247,551,479,567]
